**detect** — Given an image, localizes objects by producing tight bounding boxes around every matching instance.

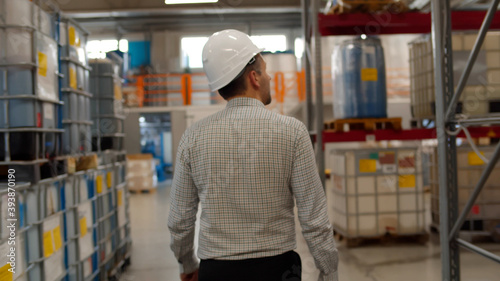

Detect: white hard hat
[202,29,264,92]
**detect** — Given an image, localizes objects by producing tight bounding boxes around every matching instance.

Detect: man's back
[186,98,304,259]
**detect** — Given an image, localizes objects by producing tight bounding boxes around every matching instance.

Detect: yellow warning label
[43,231,54,258]
[468,152,485,166]
[107,172,112,188]
[53,226,62,251]
[80,217,88,237]
[114,82,123,100]
[69,67,77,89]
[399,175,416,188]
[96,175,103,194]
[38,52,47,77]
[361,68,378,81]
[117,190,123,207]
[0,263,13,281]
[359,159,377,173]
[69,26,77,46]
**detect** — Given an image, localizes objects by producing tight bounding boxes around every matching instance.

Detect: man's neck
[227,92,263,104]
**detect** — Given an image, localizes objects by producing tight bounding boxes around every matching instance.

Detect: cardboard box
[127,173,158,190]
[126,153,156,177]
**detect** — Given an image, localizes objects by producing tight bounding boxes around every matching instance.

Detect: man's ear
[248,70,260,89]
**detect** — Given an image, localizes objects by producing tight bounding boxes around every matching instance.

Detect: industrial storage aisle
[120,181,500,281]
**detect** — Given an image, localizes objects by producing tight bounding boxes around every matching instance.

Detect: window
[294,37,304,59]
[181,37,209,69]
[250,35,287,53]
[88,39,129,59]
[180,34,288,69]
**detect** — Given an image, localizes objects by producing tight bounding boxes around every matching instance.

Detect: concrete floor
[120,181,500,281]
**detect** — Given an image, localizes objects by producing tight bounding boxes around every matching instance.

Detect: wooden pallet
[334,231,429,248]
[129,188,157,194]
[324,117,402,132]
[326,0,409,15]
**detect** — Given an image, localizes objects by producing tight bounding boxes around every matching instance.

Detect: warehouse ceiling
[58,0,499,36]
[58,0,303,35]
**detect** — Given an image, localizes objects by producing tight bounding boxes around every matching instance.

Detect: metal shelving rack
[431,0,500,280]
[302,0,500,280]
[301,0,326,187]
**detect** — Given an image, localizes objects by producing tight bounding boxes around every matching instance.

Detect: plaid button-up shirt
[168,97,338,280]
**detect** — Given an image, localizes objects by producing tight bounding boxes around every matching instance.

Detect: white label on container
[363,46,376,55]
[43,103,54,121]
[383,164,397,174]
[44,250,64,281]
[43,214,60,233]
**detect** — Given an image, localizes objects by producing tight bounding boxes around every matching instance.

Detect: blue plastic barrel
[332,37,388,119]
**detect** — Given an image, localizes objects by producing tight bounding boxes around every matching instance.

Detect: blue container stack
[332,36,388,119]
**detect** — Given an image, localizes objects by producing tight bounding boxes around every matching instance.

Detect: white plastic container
[0,99,58,128]
[61,60,89,91]
[42,214,65,281]
[78,201,95,260]
[0,31,59,101]
[430,145,500,229]
[328,145,426,237]
[59,21,88,67]
[0,0,53,36]
[409,32,500,119]
[24,178,67,281]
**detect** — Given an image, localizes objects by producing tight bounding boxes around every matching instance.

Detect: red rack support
[319,11,500,36]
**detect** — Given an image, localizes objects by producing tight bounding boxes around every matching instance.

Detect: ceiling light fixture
[165,0,218,4]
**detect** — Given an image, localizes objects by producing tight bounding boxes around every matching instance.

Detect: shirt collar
[225,97,265,109]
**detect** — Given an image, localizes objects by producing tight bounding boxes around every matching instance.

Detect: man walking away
[168,29,339,281]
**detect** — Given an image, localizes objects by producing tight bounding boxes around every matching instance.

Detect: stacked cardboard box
[126,154,158,191]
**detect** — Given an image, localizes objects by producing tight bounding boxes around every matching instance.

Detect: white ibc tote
[0,0,58,102]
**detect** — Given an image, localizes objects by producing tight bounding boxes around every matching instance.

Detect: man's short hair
[218,55,262,100]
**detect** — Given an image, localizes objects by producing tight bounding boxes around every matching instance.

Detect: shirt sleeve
[167,131,200,274]
[290,124,339,279]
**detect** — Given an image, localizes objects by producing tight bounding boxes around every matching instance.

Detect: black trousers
[199,251,302,281]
